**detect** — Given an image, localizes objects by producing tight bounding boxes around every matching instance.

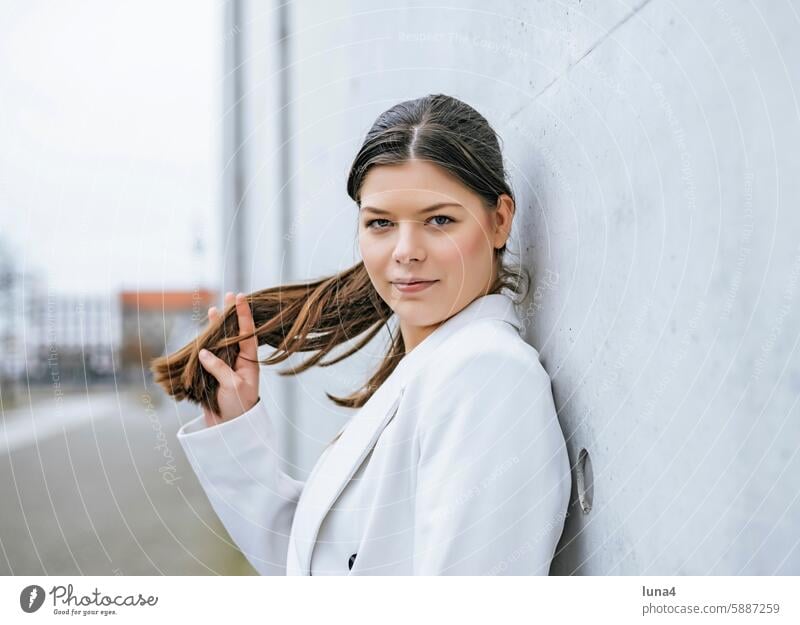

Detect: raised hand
[199,291,261,427]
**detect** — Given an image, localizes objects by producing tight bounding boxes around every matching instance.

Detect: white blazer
[176,292,572,575]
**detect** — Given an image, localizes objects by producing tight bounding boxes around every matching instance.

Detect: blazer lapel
[288,293,523,575]
[290,376,405,575]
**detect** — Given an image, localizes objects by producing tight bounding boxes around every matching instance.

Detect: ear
[493,194,515,249]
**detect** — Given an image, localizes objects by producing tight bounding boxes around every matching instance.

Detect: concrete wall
[228,0,800,574]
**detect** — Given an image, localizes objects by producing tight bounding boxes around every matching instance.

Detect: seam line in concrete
[510,0,655,119]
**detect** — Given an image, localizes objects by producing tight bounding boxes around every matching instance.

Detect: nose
[391,219,426,264]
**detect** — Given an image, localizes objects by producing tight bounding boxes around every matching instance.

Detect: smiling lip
[392,280,438,293]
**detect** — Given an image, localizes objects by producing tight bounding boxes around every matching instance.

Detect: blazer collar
[391,291,523,389]
[287,292,522,575]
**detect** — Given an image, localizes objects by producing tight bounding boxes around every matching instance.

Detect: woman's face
[358,158,513,350]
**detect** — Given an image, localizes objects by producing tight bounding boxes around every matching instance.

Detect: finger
[224,291,235,311]
[197,348,236,386]
[221,292,236,332]
[210,292,234,341]
[235,292,259,370]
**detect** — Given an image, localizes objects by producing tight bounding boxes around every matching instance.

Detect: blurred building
[0,240,18,381]
[0,239,25,398]
[0,241,215,389]
[28,293,121,385]
[119,289,217,381]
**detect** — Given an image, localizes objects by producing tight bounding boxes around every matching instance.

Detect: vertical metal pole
[276,0,297,466]
[222,0,245,293]
[277,0,293,283]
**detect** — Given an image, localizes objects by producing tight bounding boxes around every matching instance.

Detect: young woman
[151,93,572,575]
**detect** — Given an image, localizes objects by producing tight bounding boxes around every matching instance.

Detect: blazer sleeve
[176,398,305,575]
[412,349,571,575]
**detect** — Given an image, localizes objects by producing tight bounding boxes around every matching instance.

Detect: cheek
[438,227,489,270]
[359,235,392,282]
[359,234,380,264]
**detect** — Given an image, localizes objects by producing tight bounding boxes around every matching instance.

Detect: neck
[400,318,445,354]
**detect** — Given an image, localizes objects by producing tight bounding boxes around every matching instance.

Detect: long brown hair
[150,93,530,414]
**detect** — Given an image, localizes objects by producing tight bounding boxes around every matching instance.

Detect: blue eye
[365,218,392,230]
[364,215,454,230]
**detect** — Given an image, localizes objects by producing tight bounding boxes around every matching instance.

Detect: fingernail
[199,349,209,358]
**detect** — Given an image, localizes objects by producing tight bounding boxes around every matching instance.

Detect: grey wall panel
[229,0,800,574]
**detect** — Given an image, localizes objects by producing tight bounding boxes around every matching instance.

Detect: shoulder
[422,318,550,391]
[405,321,560,464]
[406,319,555,431]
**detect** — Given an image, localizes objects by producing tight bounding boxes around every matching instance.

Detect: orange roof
[120,290,217,311]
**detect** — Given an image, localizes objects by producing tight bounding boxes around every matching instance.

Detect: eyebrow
[360,202,463,216]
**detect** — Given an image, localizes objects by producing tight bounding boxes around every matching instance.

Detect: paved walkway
[0,386,254,575]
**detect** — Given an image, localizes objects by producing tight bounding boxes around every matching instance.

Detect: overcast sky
[0,0,222,296]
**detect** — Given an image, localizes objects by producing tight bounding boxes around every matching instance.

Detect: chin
[392,305,443,327]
